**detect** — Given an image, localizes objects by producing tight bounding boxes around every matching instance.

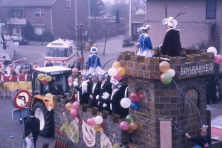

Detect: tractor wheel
[33,101,54,137]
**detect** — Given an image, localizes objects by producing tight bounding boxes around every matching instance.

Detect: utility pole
[129,0,132,41]
[77,24,84,69]
[75,0,78,41]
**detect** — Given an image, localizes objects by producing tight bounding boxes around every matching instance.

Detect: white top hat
[140,24,151,31]
[162,17,178,28]
[91,47,98,54]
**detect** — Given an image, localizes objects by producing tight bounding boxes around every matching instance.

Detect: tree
[115,9,120,24]
[23,22,35,40]
[90,0,105,17]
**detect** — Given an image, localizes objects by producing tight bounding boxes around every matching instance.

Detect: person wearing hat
[97,71,112,111]
[87,47,102,73]
[89,72,101,107]
[185,125,211,148]
[137,24,154,57]
[33,61,39,69]
[160,17,182,57]
[74,71,92,105]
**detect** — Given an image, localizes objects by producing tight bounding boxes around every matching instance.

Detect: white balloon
[167,69,175,77]
[207,46,217,56]
[120,98,131,108]
[95,116,103,124]
[108,68,117,77]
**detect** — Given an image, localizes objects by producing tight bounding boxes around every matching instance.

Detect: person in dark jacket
[105,78,127,118]
[98,71,112,111]
[89,72,101,107]
[185,125,211,148]
[45,60,53,67]
[25,110,40,148]
[73,72,92,105]
[161,17,182,57]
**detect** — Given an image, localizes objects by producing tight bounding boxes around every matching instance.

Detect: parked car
[211,115,222,140]
[12,36,29,45]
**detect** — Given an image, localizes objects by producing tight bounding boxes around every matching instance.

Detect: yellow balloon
[127,128,134,134]
[159,61,170,73]
[94,124,102,132]
[38,73,45,80]
[112,61,121,70]
[117,67,125,75]
[46,93,53,101]
[65,103,73,110]
[129,122,139,130]
[45,76,52,82]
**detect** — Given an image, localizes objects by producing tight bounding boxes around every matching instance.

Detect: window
[67,0,71,10]
[12,27,21,35]
[34,9,44,18]
[206,0,217,18]
[11,8,24,18]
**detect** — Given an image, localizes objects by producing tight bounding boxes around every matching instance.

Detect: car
[211,115,222,140]
[12,36,29,45]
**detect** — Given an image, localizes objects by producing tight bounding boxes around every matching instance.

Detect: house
[0,0,88,40]
[125,0,221,53]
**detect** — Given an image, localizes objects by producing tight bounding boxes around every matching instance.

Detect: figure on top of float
[87,47,102,73]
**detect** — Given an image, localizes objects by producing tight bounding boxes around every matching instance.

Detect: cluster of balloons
[86,116,103,132]
[108,61,126,81]
[120,92,141,110]
[45,93,54,107]
[38,73,52,84]
[68,77,72,86]
[119,114,138,134]
[159,61,175,84]
[65,101,80,118]
[72,68,78,73]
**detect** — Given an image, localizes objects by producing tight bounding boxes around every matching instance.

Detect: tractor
[30,66,72,137]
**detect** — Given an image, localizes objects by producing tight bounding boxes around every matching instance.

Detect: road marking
[20,49,45,63]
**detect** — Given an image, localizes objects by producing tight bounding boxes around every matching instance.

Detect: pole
[88,0,90,32]
[129,0,132,41]
[21,109,26,139]
[75,0,78,41]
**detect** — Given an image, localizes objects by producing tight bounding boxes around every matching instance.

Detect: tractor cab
[30,66,72,137]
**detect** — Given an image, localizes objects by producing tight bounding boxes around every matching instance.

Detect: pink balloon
[72,101,80,109]
[41,79,47,84]
[72,68,78,73]
[68,77,72,83]
[119,121,130,131]
[214,55,222,64]
[114,73,122,81]
[87,118,95,126]
[70,109,78,118]
[129,92,140,102]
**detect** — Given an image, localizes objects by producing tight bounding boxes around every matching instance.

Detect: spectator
[45,60,53,67]
[89,72,101,107]
[24,130,34,148]
[76,53,81,70]
[33,61,39,69]
[42,143,49,148]
[25,110,40,148]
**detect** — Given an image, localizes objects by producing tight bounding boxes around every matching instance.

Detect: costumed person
[98,71,112,111]
[9,71,18,94]
[136,24,154,57]
[51,76,64,95]
[33,61,39,69]
[160,17,182,57]
[25,71,32,90]
[2,71,10,98]
[89,72,101,107]
[185,125,211,148]
[73,71,92,105]
[7,64,15,75]
[105,78,127,117]
[87,47,102,73]
[18,70,26,90]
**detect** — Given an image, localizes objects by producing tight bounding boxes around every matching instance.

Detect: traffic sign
[12,107,29,120]
[11,90,31,109]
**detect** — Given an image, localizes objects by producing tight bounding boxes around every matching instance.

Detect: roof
[34,66,72,75]
[0,0,57,7]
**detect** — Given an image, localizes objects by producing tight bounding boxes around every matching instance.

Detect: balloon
[68,77,72,83]
[130,102,139,110]
[70,109,78,117]
[159,61,170,73]
[46,93,53,101]
[129,92,140,102]
[160,73,172,84]
[41,79,47,85]
[166,69,175,77]
[72,68,78,73]
[119,121,130,131]
[126,115,136,123]
[127,128,134,134]
[87,118,95,126]
[94,124,102,131]
[38,73,45,80]
[45,76,52,82]
[214,55,222,64]
[114,73,122,81]
[65,103,73,110]
[72,101,80,109]
[207,46,217,56]
[108,68,117,77]
[120,98,131,108]
[117,67,125,75]
[112,61,121,70]
[130,122,139,130]
[95,116,103,124]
